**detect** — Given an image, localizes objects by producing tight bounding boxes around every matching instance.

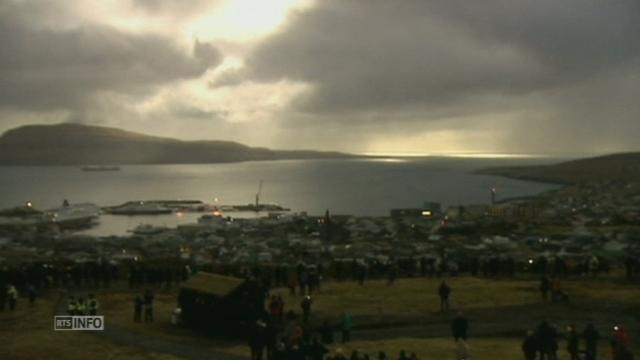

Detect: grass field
[269,275,640,329]
[0,292,180,360]
[1,274,638,359]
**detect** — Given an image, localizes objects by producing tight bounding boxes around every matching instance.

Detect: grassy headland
[477,152,640,185]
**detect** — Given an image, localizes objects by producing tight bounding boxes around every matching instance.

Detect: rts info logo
[54,316,104,331]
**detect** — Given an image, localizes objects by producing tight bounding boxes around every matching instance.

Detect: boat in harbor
[0,202,100,229]
[81,165,121,172]
[104,201,173,215]
[45,202,101,227]
[228,203,290,212]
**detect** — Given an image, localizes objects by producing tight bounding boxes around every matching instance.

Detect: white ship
[45,202,101,227]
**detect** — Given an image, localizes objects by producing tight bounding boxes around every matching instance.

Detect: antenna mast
[255,180,264,208]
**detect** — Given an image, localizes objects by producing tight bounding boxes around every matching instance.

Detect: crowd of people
[248,301,357,360]
[247,321,432,360]
[67,293,100,315]
[133,290,155,323]
[247,275,636,360]
[0,250,637,303]
[522,321,635,360]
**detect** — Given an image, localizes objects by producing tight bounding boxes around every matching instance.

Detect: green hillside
[478,152,640,184]
[0,123,352,165]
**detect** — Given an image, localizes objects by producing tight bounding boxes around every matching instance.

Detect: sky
[1,0,639,156]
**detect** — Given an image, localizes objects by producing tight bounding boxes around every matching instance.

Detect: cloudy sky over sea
[1,0,639,155]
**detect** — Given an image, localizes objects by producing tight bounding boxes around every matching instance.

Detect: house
[178,272,265,335]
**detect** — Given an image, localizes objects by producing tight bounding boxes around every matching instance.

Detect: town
[1,177,639,359]
[1,180,638,278]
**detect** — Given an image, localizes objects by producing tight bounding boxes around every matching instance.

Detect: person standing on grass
[611,326,632,360]
[536,320,554,360]
[265,320,278,360]
[0,284,7,312]
[299,269,308,296]
[398,350,410,360]
[288,270,298,296]
[7,284,18,310]
[583,323,600,360]
[566,325,580,360]
[248,319,267,360]
[88,294,99,316]
[349,349,360,360]
[276,295,285,320]
[522,330,538,360]
[342,311,353,343]
[439,280,451,312]
[133,294,143,322]
[540,276,550,301]
[144,289,154,322]
[76,297,87,315]
[67,295,77,315]
[550,278,561,303]
[269,295,279,318]
[270,295,285,322]
[452,311,469,341]
[27,283,36,306]
[550,323,559,360]
[301,295,312,322]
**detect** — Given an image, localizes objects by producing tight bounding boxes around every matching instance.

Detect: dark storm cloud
[229,0,640,115]
[0,4,222,112]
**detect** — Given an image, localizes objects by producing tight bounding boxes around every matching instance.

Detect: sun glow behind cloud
[188,0,314,42]
[68,0,312,46]
[103,0,315,145]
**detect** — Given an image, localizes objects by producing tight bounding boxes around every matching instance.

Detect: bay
[0,157,561,235]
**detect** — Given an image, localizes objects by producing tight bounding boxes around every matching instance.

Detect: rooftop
[180,272,245,296]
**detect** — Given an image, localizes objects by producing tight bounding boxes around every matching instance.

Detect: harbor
[1,177,637,271]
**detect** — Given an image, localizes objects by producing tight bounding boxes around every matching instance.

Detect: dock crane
[255,180,263,210]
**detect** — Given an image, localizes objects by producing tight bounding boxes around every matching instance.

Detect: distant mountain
[478,152,640,184]
[0,123,355,165]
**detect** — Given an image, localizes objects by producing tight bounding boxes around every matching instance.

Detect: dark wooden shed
[178,272,265,335]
